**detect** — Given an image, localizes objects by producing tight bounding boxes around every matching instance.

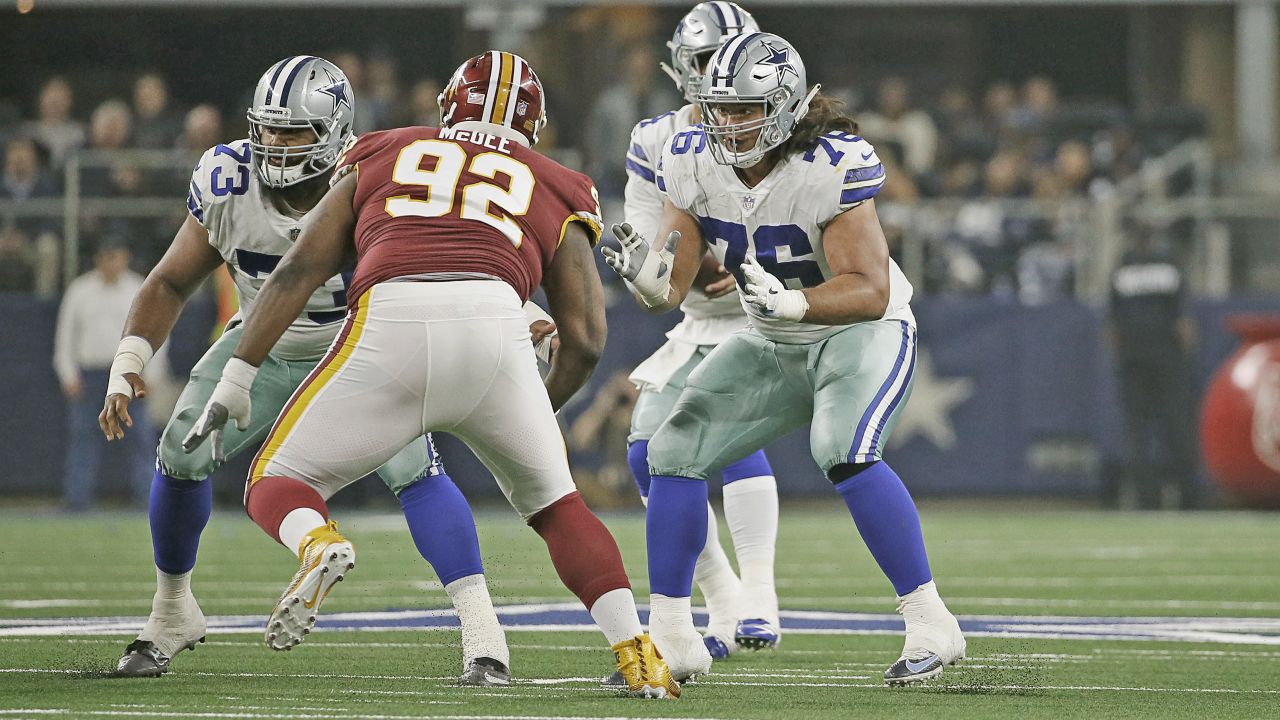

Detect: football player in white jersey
[602,33,967,685]
[99,57,514,686]
[622,1,782,659]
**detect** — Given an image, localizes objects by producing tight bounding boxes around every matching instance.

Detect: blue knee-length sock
[149,469,213,575]
[646,474,708,597]
[627,440,652,498]
[721,449,773,484]
[834,461,932,596]
[399,474,484,586]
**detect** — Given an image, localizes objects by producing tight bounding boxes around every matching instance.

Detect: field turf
[1,503,1277,719]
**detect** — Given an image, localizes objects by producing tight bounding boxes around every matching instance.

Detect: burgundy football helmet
[438,51,547,146]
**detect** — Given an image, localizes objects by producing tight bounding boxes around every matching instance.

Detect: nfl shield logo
[289,227,301,242]
[742,195,756,211]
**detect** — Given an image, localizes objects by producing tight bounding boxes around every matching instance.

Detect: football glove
[602,222,678,308]
[741,255,809,322]
[182,357,257,463]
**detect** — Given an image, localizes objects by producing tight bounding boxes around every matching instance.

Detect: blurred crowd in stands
[0,47,1205,305]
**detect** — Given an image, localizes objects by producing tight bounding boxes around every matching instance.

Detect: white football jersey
[658,127,914,343]
[187,139,350,361]
[625,105,745,345]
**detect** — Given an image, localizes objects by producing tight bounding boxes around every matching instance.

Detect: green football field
[1,503,1277,719]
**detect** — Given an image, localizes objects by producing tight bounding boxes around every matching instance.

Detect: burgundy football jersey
[335,125,602,303]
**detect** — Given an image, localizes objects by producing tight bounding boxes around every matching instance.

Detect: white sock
[691,501,742,634]
[142,568,203,655]
[277,508,328,557]
[723,476,778,623]
[154,568,192,604]
[898,580,948,611]
[589,587,644,645]
[445,574,509,667]
[649,593,699,636]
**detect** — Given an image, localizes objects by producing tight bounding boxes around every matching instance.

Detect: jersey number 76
[385,139,534,247]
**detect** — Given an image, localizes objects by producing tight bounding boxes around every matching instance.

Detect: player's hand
[694,252,736,299]
[602,222,678,308]
[181,358,257,463]
[99,373,148,441]
[742,255,809,321]
[704,272,737,298]
[529,319,559,365]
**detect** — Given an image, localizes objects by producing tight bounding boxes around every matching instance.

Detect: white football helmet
[662,2,759,103]
[696,32,820,168]
[247,56,355,188]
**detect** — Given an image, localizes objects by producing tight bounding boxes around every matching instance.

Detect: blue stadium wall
[4,293,1279,502]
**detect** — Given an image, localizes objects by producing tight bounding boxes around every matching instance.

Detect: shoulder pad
[798,132,885,209]
[188,139,254,225]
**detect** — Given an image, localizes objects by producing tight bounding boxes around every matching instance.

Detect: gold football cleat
[265,520,355,651]
[611,633,681,699]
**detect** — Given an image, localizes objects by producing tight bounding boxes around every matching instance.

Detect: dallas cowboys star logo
[756,40,799,85]
[317,70,351,112]
[887,349,973,451]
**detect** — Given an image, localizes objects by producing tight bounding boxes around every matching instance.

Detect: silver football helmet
[247,56,355,188]
[661,2,759,103]
[696,32,820,168]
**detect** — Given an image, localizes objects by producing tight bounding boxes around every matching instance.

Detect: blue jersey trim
[626,158,656,183]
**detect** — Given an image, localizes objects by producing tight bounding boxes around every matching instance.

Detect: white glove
[601,222,678,308]
[742,255,810,322]
[181,357,258,463]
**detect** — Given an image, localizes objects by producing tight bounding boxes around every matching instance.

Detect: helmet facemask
[246,115,334,188]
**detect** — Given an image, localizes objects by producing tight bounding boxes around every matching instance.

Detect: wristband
[222,357,260,391]
[105,336,154,399]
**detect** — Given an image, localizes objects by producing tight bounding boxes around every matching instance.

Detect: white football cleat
[650,600,712,682]
[114,592,206,677]
[885,581,966,686]
[266,521,355,651]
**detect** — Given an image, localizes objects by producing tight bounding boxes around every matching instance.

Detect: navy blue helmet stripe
[726,31,762,75]
[709,2,730,32]
[712,31,761,88]
[729,3,744,29]
[264,56,295,104]
[278,56,316,107]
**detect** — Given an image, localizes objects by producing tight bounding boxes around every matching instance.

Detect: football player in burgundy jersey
[101,56,514,686]
[183,51,681,699]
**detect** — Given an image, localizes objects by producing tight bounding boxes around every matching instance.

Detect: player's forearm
[232,261,321,367]
[800,273,889,325]
[544,343,602,412]
[122,275,191,350]
[543,312,606,411]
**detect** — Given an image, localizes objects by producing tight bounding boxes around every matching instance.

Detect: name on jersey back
[437,127,514,154]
